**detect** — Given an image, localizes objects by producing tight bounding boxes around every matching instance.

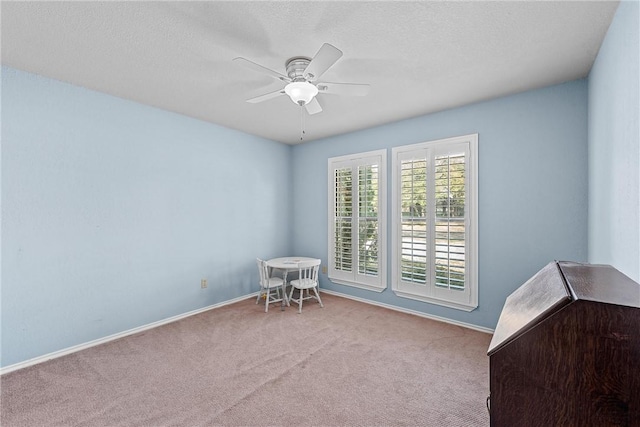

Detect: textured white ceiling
[1,1,619,144]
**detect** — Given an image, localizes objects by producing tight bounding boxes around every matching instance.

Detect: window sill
[329,277,386,293]
[392,289,478,312]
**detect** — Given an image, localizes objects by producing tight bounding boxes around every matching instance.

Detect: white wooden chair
[256,258,285,313]
[288,259,323,314]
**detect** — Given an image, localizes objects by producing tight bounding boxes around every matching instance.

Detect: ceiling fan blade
[233,57,291,82]
[303,43,343,82]
[316,82,370,97]
[305,97,323,115]
[246,89,286,104]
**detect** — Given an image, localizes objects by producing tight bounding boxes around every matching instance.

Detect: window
[328,150,386,291]
[391,134,478,311]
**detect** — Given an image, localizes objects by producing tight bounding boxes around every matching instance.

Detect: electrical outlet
[322,265,327,274]
[201,279,207,289]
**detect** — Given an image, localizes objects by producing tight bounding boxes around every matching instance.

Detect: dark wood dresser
[487,261,640,426]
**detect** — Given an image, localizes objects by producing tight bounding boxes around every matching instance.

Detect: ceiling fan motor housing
[286,57,312,81]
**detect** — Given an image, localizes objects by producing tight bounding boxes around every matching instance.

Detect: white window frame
[328,149,387,292]
[391,134,478,311]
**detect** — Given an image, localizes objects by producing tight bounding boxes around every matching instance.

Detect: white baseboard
[2,290,492,375]
[0,293,259,376]
[320,289,494,334]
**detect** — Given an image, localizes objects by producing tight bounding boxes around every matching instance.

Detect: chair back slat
[296,259,320,282]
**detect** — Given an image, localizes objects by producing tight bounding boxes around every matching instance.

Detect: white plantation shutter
[392,135,478,311]
[334,167,353,274]
[358,164,379,276]
[329,150,387,291]
[400,158,428,285]
[434,151,466,291]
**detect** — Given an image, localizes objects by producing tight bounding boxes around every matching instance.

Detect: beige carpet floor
[1,293,492,426]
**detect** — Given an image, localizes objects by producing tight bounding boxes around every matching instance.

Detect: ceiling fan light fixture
[284,81,318,105]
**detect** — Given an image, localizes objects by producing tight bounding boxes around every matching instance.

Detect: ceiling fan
[233,43,370,115]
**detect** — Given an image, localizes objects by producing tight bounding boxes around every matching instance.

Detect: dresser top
[559,261,640,308]
[487,261,640,355]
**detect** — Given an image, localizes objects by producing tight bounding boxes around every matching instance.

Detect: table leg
[281,270,288,311]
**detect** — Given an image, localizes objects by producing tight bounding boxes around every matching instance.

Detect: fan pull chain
[300,105,306,141]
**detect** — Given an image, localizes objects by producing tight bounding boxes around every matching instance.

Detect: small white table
[266,257,319,311]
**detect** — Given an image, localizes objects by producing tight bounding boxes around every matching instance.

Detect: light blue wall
[1,67,292,367]
[588,0,640,282]
[291,80,589,329]
[5,39,619,365]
